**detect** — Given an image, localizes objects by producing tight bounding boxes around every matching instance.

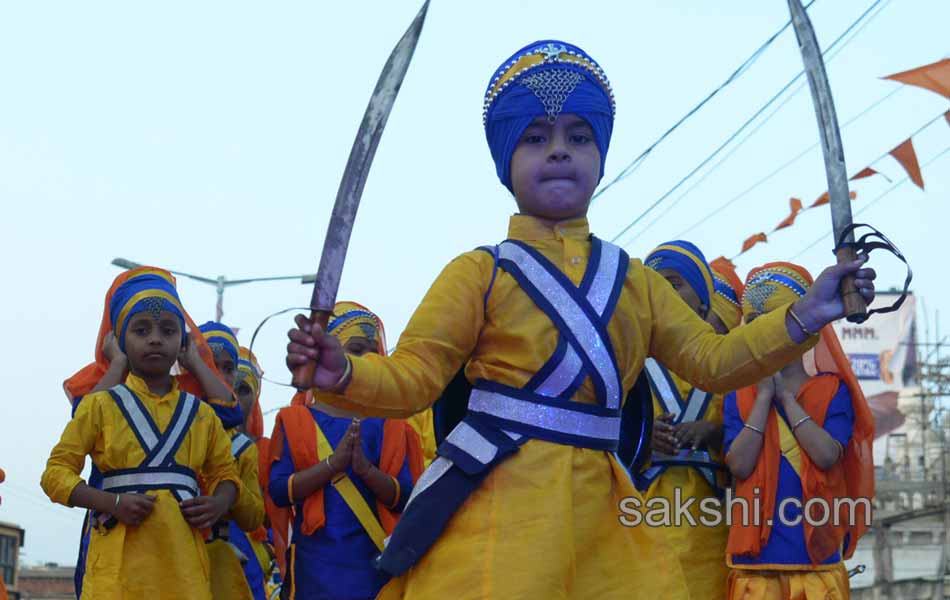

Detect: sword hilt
[834,245,868,323]
[291,310,332,390]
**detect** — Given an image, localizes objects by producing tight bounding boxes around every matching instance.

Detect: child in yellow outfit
[631,241,739,600]
[42,272,241,600]
[285,40,877,600]
[199,322,266,600]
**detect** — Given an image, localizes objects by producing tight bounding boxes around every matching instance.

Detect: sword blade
[787,0,854,246]
[309,1,430,312]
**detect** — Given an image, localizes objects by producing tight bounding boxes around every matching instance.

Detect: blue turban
[645,240,714,317]
[199,321,244,428]
[109,273,186,352]
[483,40,615,192]
[199,321,239,365]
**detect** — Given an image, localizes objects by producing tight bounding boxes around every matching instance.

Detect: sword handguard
[291,310,332,390]
[834,245,867,323]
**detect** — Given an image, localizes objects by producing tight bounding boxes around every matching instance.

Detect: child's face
[212,350,237,387]
[510,114,600,221]
[124,311,183,379]
[657,269,706,317]
[235,374,256,425]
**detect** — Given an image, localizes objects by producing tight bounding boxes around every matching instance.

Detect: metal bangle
[787,305,817,337]
[792,415,813,431]
[743,423,764,435]
[325,358,352,393]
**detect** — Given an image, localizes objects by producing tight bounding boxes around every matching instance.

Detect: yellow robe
[41,374,241,600]
[208,429,265,600]
[406,409,437,466]
[322,215,816,600]
[642,369,730,600]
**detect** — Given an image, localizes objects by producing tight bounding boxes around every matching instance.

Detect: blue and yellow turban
[483,40,616,192]
[109,272,186,352]
[327,301,387,356]
[199,321,239,365]
[741,262,813,322]
[645,240,715,317]
[237,346,262,400]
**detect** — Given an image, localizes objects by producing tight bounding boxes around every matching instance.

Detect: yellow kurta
[323,215,817,600]
[643,370,730,600]
[406,409,437,466]
[208,429,264,600]
[41,374,241,600]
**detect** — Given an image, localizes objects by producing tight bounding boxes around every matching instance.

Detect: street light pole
[111,258,314,322]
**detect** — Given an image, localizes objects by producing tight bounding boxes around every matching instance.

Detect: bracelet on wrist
[324,358,352,393]
[791,415,813,431]
[788,305,817,337]
[743,423,764,435]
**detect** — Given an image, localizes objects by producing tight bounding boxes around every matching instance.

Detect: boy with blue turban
[632,240,730,600]
[286,40,876,599]
[43,270,241,599]
[198,322,266,600]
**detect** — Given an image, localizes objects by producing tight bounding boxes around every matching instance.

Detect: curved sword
[293,1,431,387]
[787,0,867,322]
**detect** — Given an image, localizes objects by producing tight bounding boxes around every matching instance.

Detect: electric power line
[606,0,890,246]
[675,84,902,239]
[590,0,818,203]
[791,144,950,260]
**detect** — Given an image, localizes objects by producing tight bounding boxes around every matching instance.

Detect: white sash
[102,385,200,500]
[498,240,624,409]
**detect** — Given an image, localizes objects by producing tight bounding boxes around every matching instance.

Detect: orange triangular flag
[850,167,878,181]
[741,233,768,254]
[889,138,924,190]
[774,197,804,231]
[883,59,950,100]
[810,190,857,208]
[711,256,736,272]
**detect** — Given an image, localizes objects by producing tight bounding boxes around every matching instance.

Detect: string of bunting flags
[712,58,950,262]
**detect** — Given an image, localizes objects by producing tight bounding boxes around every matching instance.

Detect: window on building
[0,532,17,584]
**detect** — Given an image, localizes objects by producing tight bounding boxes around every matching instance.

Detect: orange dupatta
[727,324,874,564]
[62,266,226,402]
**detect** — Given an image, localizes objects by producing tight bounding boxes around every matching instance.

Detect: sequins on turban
[109,272,186,352]
[483,40,615,192]
[741,262,813,322]
[199,321,240,365]
[645,240,715,318]
[327,301,387,356]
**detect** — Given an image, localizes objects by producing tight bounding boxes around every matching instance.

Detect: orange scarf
[727,328,874,563]
[63,266,226,402]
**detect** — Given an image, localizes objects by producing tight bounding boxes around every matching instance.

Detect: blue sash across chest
[377,236,629,576]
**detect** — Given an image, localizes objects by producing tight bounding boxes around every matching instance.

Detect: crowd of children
[41,39,879,600]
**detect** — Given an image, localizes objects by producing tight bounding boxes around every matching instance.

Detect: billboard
[832,292,916,440]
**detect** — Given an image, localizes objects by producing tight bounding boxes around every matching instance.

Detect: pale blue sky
[1,1,947,565]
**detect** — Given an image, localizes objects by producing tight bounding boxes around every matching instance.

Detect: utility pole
[112,258,314,322]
